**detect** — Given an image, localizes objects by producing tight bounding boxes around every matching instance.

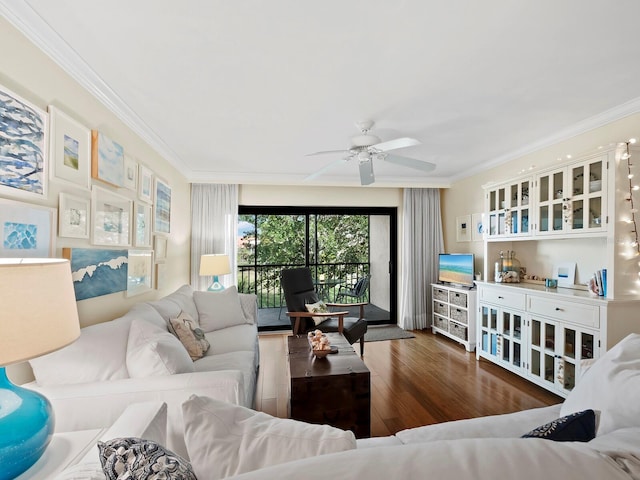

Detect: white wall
[1,17,191,383]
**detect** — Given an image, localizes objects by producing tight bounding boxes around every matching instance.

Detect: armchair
[281,267,368,356]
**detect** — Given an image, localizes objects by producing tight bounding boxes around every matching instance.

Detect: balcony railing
[237,262,369,308]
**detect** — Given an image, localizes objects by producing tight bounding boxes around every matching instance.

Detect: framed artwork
[63,247,128,301]
[138,164,153,203]
[155,262,167,290]
[0,198,55,257]
[91,130,125,187]
[0,84,48,198]
[127,249,154,297]
[154,235,167,263]
[91,186,132,246]
[123,155,138,191]
[154,177,171,233]
[133,202,152,247]
[48,105,91,189]
[59,192,90,239]
[472,212,485,242]
[456,214,472,242]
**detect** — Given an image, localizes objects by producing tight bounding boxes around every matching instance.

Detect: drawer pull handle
[498,296,504,299]
[555,307,563,311]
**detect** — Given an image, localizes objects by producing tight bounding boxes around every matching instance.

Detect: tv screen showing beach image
[439,254,474,286]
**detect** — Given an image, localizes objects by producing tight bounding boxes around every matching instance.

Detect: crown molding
[0,1,192,176]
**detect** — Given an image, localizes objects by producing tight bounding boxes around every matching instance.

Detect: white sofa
[44,332,640,480]
[26,285,259,459]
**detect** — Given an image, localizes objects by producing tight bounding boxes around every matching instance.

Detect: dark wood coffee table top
[287,333,370,379]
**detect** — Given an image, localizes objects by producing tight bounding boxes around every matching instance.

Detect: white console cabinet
[476,282,639,398]
[432,283,476,352]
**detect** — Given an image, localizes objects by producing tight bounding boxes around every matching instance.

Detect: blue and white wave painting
[0,87,46,195]
[69,248,128,301]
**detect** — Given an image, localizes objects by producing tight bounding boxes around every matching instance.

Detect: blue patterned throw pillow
[98,437,197,480]
[521,409,596,442]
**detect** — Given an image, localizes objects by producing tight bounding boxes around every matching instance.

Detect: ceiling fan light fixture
[357,150,371,162]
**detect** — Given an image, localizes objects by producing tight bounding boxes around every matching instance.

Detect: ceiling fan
[305,120,436,185]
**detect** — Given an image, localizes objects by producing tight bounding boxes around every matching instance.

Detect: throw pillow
[181,394,356,479]
[560,333,640,436]
[98,437,196,480]
[521,409,596,442]
[193,286,249,332]
[305,300,329,326]
[168,311,210,360]
[126,319,195,378]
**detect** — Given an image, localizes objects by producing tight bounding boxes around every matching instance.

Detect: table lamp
[0,258,80,480]
[199,254,231,291]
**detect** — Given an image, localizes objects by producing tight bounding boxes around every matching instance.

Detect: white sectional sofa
[39,333,640,480]
[26,285,259,458]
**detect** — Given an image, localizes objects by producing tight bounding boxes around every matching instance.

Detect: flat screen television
[438,253,475,287]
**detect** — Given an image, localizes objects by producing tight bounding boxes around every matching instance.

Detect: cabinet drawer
[450,307,468,324]
[528,296,600,328]
[433,301,449,316]
[479,288,526,310]
[448,322,467,340]
[449,291,468,308]
[433,315,448,331]
[432,287,449,302]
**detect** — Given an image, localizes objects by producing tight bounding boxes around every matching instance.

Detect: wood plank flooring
[255,329,563,437]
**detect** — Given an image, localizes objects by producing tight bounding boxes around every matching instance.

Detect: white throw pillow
[305,300,329,326]
[560,333,640,436]
[193,286,249,332]
[126,319,195,378]
[182,395,356,479]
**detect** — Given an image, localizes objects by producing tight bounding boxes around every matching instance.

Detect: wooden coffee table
[287,333,370,438]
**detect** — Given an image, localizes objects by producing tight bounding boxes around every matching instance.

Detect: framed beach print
[59,192,90,239]
[154,177,171,234]
[91,186,132,246]
[0,198,55,257]
[133,202,152,247]
[472,212,485,242]
[48,105,91,189]
[127,249,154,297]
[0,84,48,199]
[91,130,125,187]
[123,155,138,191]
[456,214,472,242]
[154,235,167,263]
[63,247,128,301]
[138,164,153,203]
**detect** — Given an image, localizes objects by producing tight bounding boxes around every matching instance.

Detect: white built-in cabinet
[432,284,476,352]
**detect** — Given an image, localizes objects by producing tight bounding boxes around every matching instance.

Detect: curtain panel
[399,188,443,330]
[190,184,238,291]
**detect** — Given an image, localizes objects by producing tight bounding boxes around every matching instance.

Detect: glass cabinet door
[528,318,557,388]
[558,326,597,393]
[568,158,605,233]
[487,179,532,238]
[500,310,524,370]
[537,169,566,234]
[479,305,499,358]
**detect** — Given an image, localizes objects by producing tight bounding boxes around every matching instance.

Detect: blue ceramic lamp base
[208,275,226,292]
[0,367,54,480]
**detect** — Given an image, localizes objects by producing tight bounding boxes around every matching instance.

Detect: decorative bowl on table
[308,329,336,357]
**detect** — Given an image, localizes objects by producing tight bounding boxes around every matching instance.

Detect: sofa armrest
[395,404,563,444]
[27,370,246,459]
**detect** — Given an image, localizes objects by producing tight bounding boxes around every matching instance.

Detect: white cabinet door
[486,178,533,239]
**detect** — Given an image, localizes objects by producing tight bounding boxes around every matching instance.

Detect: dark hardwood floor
[255,329,563,438]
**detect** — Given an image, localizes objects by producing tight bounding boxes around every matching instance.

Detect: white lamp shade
[0,258,80,366]
[199,254,231,276]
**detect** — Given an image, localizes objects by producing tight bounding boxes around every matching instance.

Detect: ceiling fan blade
[359,161,375,186]
[306,149,350,156]
[304,157,348,181]
[373,137,421,152]
[384,154,436,172]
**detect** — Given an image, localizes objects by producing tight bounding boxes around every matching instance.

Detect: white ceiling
[3,1,640,187]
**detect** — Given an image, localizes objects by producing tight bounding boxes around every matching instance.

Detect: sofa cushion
[193,286,249,332]
[148,285,200,326]
[98,437,196,480]
[168,311,210,360]
[560,333,640,436]
[181,395,356,480]
[203,323,258,355]
[521,409,596,442]
[124,302,167,331]
[194,350,257,407]
[30,316,131,386]
[126,319,195,378]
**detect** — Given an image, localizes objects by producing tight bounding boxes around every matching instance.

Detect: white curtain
[190,184,238,291]
[399,188,444,330]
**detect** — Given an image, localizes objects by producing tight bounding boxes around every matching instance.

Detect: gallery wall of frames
[0,83,171,300]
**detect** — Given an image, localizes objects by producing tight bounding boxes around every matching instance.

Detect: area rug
[364,325,415,342]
